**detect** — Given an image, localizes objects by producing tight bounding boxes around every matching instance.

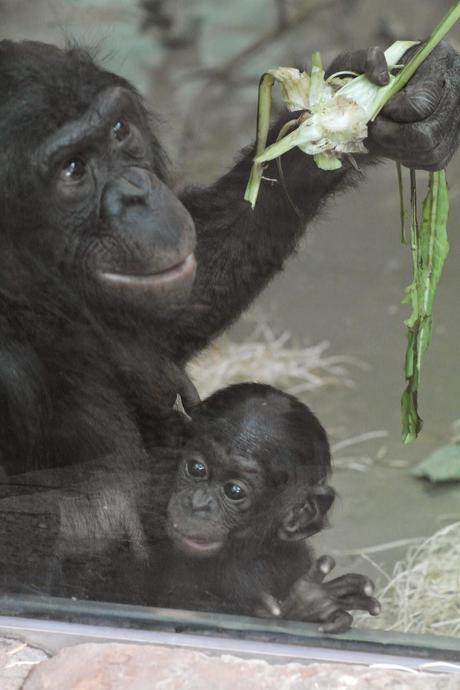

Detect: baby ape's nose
[191,488,216,512]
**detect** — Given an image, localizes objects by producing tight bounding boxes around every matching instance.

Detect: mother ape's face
[0,42,196,315]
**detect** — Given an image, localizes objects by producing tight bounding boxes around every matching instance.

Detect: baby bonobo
[159,383,380,633]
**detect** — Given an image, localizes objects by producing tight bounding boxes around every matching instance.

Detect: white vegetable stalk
[255,41,418,172]
[244,2,460,208]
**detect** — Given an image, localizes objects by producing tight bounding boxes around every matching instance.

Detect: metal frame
[1,594,459,670]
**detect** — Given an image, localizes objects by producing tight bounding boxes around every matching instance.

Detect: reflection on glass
[1,384,379,634]
[1,0,460,649]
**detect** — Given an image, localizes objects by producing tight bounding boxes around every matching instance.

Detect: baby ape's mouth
[172,531,224,558]
[99,252,196,291]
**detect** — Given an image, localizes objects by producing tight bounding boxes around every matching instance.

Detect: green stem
[396,162,406,244]
[401,169,450,442]
[244,73,275,208]
[401,169,421,443]
[370,2,460,120]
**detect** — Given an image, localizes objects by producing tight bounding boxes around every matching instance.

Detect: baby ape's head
[167,383,334,559]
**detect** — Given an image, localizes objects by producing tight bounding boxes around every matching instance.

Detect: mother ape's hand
[326,42,460,171]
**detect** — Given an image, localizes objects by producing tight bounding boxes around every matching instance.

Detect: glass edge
[0,594,458,662]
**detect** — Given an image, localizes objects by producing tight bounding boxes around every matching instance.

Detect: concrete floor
[1,0,460,631]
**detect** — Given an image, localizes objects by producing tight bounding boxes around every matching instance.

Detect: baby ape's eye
[61,158,86,180]
[186,459,208,479]
[112,118,130,142]
[224,482,247,501]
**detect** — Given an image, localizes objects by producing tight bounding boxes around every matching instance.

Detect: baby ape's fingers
[338,594,382,616]
[280,580,346,624]
[322,573,375,598]
[255,592,282,618]
[318,610,353,634]
[308,555,336,583]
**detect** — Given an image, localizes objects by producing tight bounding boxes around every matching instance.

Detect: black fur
[1,384,380,633]
[0,41,364,475]
[1,39,458,474]
[155,383,335,616]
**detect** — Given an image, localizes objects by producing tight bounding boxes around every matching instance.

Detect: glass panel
[1,0,459,654]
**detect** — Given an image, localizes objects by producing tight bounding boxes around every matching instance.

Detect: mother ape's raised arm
[169,43,460,363]
[175,131,358,360]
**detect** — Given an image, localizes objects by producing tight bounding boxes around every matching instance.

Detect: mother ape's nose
[117,167,152,205]
[102,167,153,217]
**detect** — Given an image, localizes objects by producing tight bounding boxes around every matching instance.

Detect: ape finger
[308,555,335,583]
[337,594,381,616]
[368,44,460,170]
[381,82,444,123]
[325,47,389,86]
[323,573,375,598]
[255,592,282,618]
[367,118,449,171]
[318,610,353,634]
[382,42,453,123]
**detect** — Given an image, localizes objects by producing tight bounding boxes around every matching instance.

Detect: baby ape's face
[166,385,333,559]
[166,431,267,559]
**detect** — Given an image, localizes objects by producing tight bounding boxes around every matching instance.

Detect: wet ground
[1,0,460,616]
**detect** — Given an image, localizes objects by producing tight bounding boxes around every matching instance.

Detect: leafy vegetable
[245,3,460,207]
[244,40,420,207]
[244,3,460,442]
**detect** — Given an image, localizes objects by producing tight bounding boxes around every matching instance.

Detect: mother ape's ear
[278,484,335,542]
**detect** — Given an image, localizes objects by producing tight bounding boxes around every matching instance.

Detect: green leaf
[401,171,449,443]
[411,444,460,482]
[255,125,306,163]
[314,153,342,170]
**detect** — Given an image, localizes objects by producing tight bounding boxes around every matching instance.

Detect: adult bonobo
[0,40,459,473]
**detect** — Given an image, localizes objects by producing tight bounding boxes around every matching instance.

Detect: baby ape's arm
[170,44,460,362]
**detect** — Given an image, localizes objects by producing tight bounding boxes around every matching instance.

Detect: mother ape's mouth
[98,252,196,290]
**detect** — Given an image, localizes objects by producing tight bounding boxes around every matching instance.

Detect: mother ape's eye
[61,158,86,181]
[112,118,130,142]
[185,459,208,479]
[224,482,247,501]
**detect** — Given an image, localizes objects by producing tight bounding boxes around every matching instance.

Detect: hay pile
[362,522,460,636]
[188,321,356,399]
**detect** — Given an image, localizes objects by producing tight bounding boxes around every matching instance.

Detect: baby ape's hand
[280,555,380,633]
[255,555,381,634]
[326,42,460,171]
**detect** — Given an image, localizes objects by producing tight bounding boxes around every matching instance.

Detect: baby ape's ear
[173,394,192,422]
[278,485,335,542]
